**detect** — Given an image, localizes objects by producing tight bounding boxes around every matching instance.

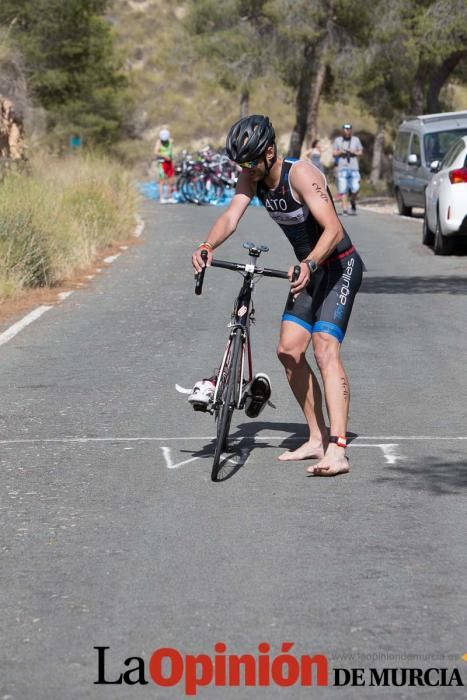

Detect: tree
[187,0,274,118]
[0,0,127,146]
[409,0,467,113]
[269,0,373,157]
[352,3,411,182]
[267,0,330,157]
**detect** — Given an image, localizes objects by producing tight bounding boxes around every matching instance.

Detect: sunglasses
[239,159,259,169]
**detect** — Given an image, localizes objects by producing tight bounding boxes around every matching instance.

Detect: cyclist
[332,123,363,215]
[154,128,176,203]
[192,115,364,476]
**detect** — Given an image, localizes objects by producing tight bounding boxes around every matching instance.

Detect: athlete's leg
[305,252,363,476]
[168,174,175,197]
[307,332,350,476]
[276,320,328,461]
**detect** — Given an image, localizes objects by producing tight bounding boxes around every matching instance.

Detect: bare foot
[278,438,325,461]
[306,447,350,476]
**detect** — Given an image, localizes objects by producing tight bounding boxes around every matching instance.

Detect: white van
[392,111,467,216]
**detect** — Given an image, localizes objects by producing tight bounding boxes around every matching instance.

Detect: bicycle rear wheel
[212,328,243,481]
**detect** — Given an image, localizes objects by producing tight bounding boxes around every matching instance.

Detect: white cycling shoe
[188,379,215,412]
[244,373,271,418]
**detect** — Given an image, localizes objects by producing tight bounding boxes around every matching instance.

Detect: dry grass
[0,153,139,302]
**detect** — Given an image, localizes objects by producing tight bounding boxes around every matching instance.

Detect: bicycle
[176,150,239,205]
[195,243,300,482]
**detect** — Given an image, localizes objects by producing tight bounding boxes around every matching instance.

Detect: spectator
[153,128,176,204]
[305,138,323,171]
[332,123,363,215]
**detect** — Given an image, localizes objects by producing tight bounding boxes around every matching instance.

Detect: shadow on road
[180,422,359,481]
[375,456,467,495]
[361,275,467,295]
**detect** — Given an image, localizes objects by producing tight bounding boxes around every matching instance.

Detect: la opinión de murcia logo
[94,644,328,694]
[94,645,465,695]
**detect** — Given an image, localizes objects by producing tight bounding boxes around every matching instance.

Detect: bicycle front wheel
[212,328,243,481]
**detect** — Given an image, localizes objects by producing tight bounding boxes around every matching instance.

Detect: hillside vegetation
[111,0,298,160]
[112,0,466,166]
[112,0,376,155]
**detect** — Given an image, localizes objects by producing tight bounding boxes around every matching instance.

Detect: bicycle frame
[212,260,257,411]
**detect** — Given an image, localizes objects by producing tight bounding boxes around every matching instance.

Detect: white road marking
[0,306,52,347]
[357,436,467,440]
[160,442,406,470]
[161,445,249,470]
[355,444,404,464]
[0,436,464,444]
[2,434,465,468]
[159,443,405,469]
[57,291,74,300]
[103,253,121,264]
[161,446,201,470]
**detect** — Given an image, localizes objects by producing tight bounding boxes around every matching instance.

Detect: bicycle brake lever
[286,264,301,309]
[195,249,208,295]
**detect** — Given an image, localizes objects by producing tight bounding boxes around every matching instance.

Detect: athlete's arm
[192,170,254,273]
[289,161,345,292]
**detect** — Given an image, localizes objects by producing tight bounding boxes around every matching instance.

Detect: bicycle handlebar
[195,255,301,298]
[211,258,289,278]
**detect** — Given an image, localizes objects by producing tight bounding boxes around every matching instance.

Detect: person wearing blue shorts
[333,124,363,215]
[192,115,364,477]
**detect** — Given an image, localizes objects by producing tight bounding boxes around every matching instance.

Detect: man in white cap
[154,128,176,203]
[332,124,363,215]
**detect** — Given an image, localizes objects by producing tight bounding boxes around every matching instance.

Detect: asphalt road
[1,200,466,699]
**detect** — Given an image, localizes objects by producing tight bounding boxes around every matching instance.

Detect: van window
[395,131,411,161]
[424,127,467,164]
[410,134,421,161]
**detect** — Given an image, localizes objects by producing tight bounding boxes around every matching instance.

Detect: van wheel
[433,211,453,255]
[396,189,412,216]
[422,213,434,246]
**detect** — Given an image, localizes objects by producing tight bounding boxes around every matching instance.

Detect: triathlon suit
[256,158,364,342]
[158,141,174,179]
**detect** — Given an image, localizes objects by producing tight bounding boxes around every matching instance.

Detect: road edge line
[0,305,53,347]
[0,216,146,348]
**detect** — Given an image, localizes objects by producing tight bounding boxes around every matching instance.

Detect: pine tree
[0,0,127,146]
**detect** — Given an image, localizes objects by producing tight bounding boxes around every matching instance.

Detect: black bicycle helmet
[226,115,275,163]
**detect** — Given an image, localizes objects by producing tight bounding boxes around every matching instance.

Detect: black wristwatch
[306,258,318,274]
